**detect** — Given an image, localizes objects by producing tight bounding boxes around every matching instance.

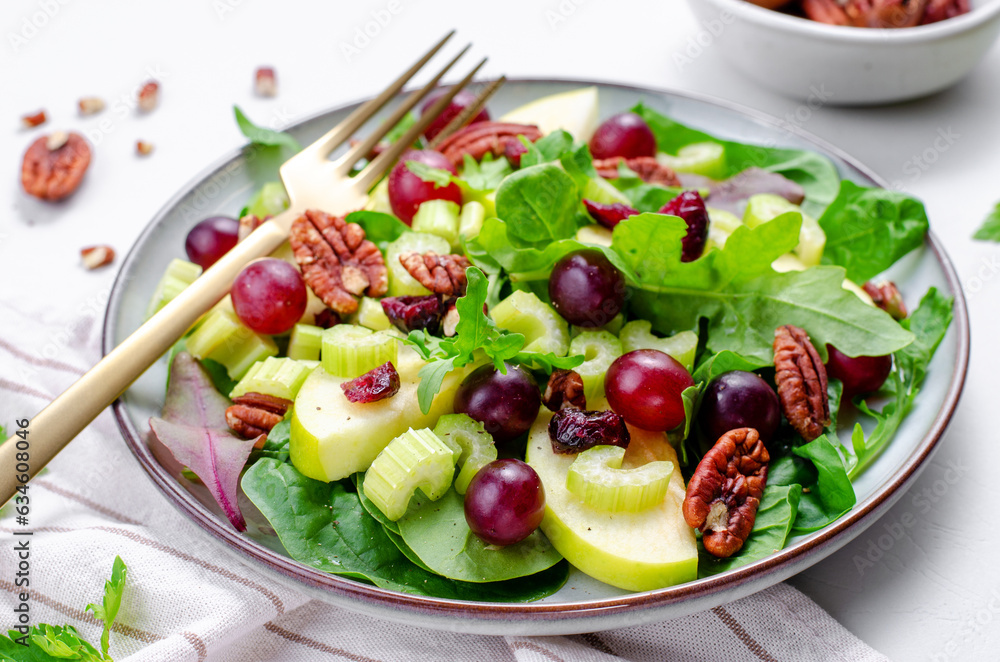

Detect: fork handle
[0,210,298,505]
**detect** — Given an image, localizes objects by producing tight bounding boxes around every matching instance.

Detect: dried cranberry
[380,295,445,334]
[505,140,528,168]
[340,362,401,403]
[313,309,341,329]
[659,190,709,262]
[583,199,640,229]
[548,409,631,454]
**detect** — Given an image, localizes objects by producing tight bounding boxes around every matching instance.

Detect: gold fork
[0,32,504,504]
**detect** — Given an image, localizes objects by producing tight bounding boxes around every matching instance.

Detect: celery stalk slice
[229,356,316,400]
[287,324,324,361]
[321,325,397,378]
[433,414,497,494]
[566,445,674,513]
[568,331,622,401]
[363,428,456,521]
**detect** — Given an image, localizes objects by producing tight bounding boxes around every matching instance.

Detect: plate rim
[104,77,970,624]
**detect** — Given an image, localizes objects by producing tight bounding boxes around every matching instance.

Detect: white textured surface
[3,0,999,659]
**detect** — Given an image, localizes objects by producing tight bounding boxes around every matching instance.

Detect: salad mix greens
[147,88,951,600]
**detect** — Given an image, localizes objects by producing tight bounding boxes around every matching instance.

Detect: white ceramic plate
[104,79,969,634]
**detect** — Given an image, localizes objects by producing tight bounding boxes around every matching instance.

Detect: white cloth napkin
[0,300,890,662]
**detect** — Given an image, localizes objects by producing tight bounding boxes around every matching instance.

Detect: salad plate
[104,79,969,635]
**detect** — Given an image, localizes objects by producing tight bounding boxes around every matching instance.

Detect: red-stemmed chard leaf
[149,352,261,531]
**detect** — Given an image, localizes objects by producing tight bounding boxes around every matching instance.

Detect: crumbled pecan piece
[399,252,470,296]
[863,280,908,320]
[136,140,154,156]
[78,97,106,116]
[238,214,264,241]
[774,325,830,442]
[683,427,770,558]
[542,369,587,412]
[254,66,277,97]
[289,209,388,314]
[436,122,543,168]
[592,156,681,187]
[226,392,292,446]
[137,81,159,112]
[22,110,47,128]
[80,245,115,270]
[21,131,92,201]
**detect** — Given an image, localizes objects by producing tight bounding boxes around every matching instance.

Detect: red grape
[185,216,239,270]
[231,258,308,335]
[420,87,490,141]
[605,349,695,431]
[464,459,545,546]
[388,149,462,225]
[454,363,541,446]
[826,345,892,400]
[699,370,781,443]
[589,112,657,160]
[548,249,626,328]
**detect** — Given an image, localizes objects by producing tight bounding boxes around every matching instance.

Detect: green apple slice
[499,86,600,141]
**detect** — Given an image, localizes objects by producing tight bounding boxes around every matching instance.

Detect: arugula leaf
[84,557,127,659]
[344,210,409,250]
[791,435,856,533]
[494,163,581,244]
[459,153,512,191]
[973,201,1000,241]
[615,213,915,364]
[633,103,840,217]
[405,160,453,188]
[699,484,802,577]
[233,105,301,151]
[818,180,930,282]
[513,351,584,373]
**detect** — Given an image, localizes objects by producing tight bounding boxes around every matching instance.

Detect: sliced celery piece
[705,207,743,253]
[321,324,397,378]
[433,414,497,494]
[491,290,569,356]
[287,323,324,361]
[229,356,315,400]
[246,181,289,218]
[412,199,461,248]
[566,445,674,513]
[572,313,624,338]
[743,194,826,267]
[364,178,393,214]
[145,258,202,319]
[385,232,451,297]
[458,200,486,240]
[363,428,456,521]
[356,297,391,331]
[569,330,622,400]
[656,142,726,179]
[583,176,632,206]
[619,321,698,373]
[185,309,279,379]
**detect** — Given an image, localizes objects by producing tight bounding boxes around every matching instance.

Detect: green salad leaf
[633,103,841,217]
[344,210,410,250]
[512,351,584,374]
[459,153,513,191]
[405,160,453,188]
[233,105,302,152]
[791,435,856,533]
[384,111,417,144]
[84,557,127,659]
[818,180,930,282]
[519,130,575,169]
[692,350,768,384]
[972,201,1000,241]
[254,419,291,463]
[494,163,582,244]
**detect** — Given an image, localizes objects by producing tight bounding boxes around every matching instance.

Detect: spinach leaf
[692,350,768,383]
[791,435,856,533]
[459,153,513,191]
[699,484,802,576]
[767,454,817,488]
[614,213,914,364]
[351,472,400,534]
[397,488,563,582]
[254,419,291,463]
[344,210,409,250]
[233,105,302,151]
[200,358,238,398]
[633,104,840,217]
[818,180,930,282]
[242,459,568,601]
[494,163,581,244]
[973,201,1000,241]
[519,130,575,168]
[610,179,684,213]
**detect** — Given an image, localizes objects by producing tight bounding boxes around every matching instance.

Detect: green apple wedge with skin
[526,405,698,591]
[290,347,464,482]
[499,86,600,142]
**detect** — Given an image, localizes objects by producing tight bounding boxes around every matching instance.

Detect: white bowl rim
[698,0,1000,43]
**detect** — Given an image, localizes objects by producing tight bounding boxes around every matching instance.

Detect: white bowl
[686,0,1000,104]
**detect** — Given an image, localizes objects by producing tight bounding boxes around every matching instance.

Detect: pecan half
[399,252,470,296]
[542,369,586,412]
[21,131,92,201]
[683,427,770,558]
[78,97,106,116]
[774,325,830,442]
[226,392,292,446]
[436,122,543,168]
[238,214,264,241]
[290,209,388,314]
[863,280,907,320]
[22,110,47,128]
[80,245,115,270]
[592,156,681,187]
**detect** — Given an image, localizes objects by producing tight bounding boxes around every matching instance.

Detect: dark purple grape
[548,249,626,328]
[589,112,657,160]
[387,149,462,225]
[185,216,239,270]
[826,345,892,400]
[699,370,781,444]
[605,350,694,432]
[231,258,307,335]
[583,199,639,229]
[454,363,541,446]
[464,459,545,546]
[548,409,630,454]
[421,88,491,142]
[659,190,709,262]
